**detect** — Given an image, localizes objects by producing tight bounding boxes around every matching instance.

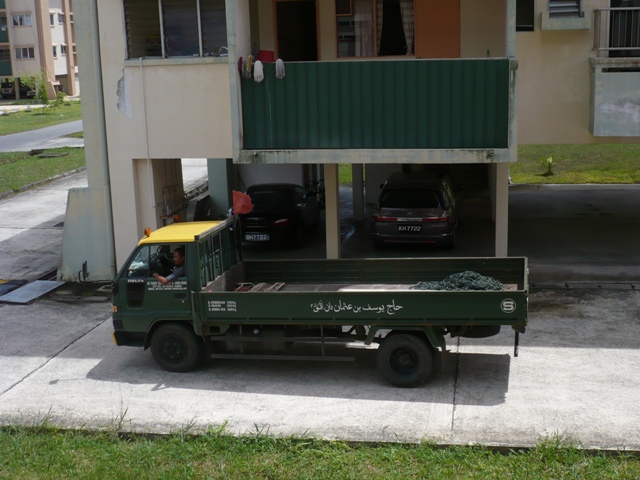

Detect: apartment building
[60,0,639,282]
[0,0,78,98]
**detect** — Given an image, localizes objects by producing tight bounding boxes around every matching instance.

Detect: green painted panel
[338,62,351,148]
[360,62,374,148]
[241,59,511,150]
[439,61,452,148]
[316,63,330,148]
[394,62,406,148]
[273,63,288,148]
[416,62,429,149]
[350,62,363,148]
[372,62,385,148]
[473,61,487,148]
[328,63,341,148]
[295,64,309,148]
[427,62,440,147]
[404,61,418,148]
[0,60,11,77]
[450,61,463,147]
[306,63,320,147]
[285,64,298,148]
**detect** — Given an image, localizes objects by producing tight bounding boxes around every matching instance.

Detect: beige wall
[96,2,234,265]
[461,0,507,58]
[516,0,637,144]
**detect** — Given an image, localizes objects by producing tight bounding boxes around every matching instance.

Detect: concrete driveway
[0,287,638,449]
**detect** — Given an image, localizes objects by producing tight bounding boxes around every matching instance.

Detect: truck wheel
[377,334,433,388]
[150,324,202,373]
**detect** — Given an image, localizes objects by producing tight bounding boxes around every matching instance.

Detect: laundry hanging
[253,60,264,83]
[275,58,285,79]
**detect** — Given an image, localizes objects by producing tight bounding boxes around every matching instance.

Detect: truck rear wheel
[150,324,202,372]
[377,334,433,388]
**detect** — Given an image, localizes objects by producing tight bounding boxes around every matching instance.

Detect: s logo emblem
[501,299,516,313]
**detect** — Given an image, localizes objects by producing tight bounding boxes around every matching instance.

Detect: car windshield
[249,189,293,207]
[380,189,441,209]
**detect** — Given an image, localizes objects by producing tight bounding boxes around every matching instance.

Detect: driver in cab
[153,246,185,284]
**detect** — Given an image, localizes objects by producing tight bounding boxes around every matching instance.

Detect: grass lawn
[511,144,640,184]
[1,427,639,479]
[338,144,640,185]
[0,148,86,195]
[0,101,83,136]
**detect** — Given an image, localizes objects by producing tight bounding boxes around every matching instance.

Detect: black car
[240,183,321,246]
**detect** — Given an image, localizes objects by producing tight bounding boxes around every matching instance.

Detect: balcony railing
[594,7,640,58]
[241,58,513,151]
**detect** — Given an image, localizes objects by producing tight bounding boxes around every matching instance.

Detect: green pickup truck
[112,217,528,387]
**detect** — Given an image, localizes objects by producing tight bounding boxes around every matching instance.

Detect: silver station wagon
[371,172,458,248]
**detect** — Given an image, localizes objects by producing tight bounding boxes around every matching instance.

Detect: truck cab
[111,219,241,350]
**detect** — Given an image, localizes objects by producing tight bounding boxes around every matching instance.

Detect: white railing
[593,7,640,57]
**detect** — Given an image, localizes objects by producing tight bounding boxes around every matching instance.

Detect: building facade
[60,0,639,282]
[0,0,78,98]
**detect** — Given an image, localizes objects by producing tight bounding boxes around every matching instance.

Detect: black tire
[150,324,202,372]
[376,334,433,387]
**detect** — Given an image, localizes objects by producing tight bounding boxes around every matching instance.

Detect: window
[58,13,65,25]
[516,0,535,31]
[549,0,582,17]
[0,49,10,61]
[12,14,32,26]
[53,45,58,57]
[124,0,227,59]
[50,13,55,26]
[15,47,35,59]
[336,0,414,58]
[1,16,7,28]
[61,44,67,55]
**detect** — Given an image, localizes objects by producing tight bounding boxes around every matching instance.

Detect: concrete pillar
[324,163,341,259]
[352,164,364,222]
[58,0,115,281]
[207,158,233,218]
[494,163,509,257]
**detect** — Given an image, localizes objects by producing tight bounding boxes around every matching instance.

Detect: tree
[17,70,50,111]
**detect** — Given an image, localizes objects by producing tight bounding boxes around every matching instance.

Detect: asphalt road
[0,119,83,152]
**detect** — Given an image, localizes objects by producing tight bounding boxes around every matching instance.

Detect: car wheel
[150,324,202,372]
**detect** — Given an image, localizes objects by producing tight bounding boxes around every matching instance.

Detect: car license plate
[245,233,270,241]
[398,225,421,233]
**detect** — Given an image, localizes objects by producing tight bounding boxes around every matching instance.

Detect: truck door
[117,244,192,329]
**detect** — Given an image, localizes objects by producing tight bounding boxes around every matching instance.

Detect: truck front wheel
[150,324,202,372]
[377,334,433,388]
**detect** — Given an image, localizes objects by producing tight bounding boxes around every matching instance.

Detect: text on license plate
[398,225,422,233]
[245,233,270,241]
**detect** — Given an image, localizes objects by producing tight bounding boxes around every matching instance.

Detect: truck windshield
[127,245,152,277]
